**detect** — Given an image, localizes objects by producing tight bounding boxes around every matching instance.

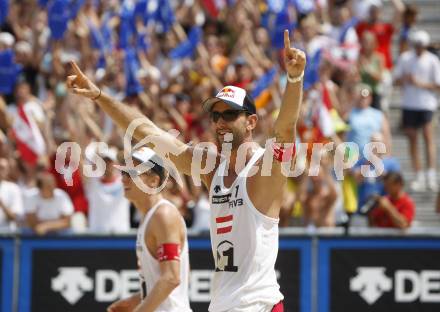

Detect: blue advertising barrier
[318,238,440,312]
[0,237,14,312]
[17,236,312,312]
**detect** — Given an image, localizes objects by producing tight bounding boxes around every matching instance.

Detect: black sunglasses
[210,110,246,122]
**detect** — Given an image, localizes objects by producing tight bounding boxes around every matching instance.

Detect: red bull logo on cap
[218,87,236,99]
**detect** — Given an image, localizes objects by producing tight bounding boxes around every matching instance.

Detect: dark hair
[384,172,404,186]
[404,4,418,17]
[149,162,166,186]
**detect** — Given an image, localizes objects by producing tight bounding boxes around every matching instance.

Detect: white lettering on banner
[395,270,420,302]
[351,267,440,305]
[421,271,440,302]
[95,270,121,302]
[53,267,284,305]
[189,270,212,302]
[121,270,140,299]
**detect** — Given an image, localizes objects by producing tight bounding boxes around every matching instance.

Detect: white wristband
[287,71,304,84]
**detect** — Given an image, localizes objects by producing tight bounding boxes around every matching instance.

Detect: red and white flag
[12,103,46,166]
[216,214,233,234]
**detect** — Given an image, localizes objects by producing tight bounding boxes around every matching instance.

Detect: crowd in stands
[0,0,438,235]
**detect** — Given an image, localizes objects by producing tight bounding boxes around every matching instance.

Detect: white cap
[131,147,164,167]
[114,147,165,176]
[410,30,430,47]
[0,32,15,47]
[99,147,118,161]
[202,85,256,114]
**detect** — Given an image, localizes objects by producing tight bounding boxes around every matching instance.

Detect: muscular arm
[248,30,305,218]
[66,62,215,187]
[134,205,184,312]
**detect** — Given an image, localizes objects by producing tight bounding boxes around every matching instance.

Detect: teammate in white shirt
[68,29,305,312]
[107,147,191,312]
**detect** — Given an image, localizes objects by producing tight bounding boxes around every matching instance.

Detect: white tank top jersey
[136,199,192,312]
[208,148,284,312]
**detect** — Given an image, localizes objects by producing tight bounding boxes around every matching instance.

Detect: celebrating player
[68,29,305,312]
[107,147,192,312]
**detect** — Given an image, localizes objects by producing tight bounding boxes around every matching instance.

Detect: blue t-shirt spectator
[347,107,384,153]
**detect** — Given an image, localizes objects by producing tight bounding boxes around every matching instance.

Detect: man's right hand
[107,297,138,312]
[66,61,101,99]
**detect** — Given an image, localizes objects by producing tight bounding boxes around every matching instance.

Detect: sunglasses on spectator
[210,110,247,122]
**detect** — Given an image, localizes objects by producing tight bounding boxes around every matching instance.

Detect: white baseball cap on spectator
[409,30,430,47]
[0,32,15,48]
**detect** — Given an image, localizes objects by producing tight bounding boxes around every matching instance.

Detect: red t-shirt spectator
[357,22,394,69]
[370,193,415,228]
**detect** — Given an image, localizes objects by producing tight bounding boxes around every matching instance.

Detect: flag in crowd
[271,11,295,49]
[0,49,21,95]
[38,0,49,7]
[118,0,137,50]
[252,67,277,99]
[303,49,322,91]
[169,26,202,59]
[124,48,143,97]
[201,0,235,18]
[12,103,47,166]
[0,0,8,25]
[48,0,71,40]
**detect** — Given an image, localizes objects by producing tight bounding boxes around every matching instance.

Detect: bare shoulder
[151,202,183,226]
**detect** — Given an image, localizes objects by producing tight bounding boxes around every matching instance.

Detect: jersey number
[216,240,238,272]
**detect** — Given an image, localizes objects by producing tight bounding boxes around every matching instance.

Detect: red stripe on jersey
[217,226,232,234]
[216,215,233,223]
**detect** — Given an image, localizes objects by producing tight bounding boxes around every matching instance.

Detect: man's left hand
[284,30,306,78]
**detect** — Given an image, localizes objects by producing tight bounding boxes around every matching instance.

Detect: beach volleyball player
[107,147,192,312]
[68,30,305,312]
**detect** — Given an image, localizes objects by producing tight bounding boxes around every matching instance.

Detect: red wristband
[272,143,296,162]
[157,243,181,262]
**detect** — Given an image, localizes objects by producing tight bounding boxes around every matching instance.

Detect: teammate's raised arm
[272,30,306,143]
[66,61,214,184]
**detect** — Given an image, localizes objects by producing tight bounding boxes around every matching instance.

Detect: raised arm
[272,30,306,143]
[248,30,306,218]
[66,62,214,186]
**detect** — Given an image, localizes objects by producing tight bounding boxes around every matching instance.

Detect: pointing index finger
[284,29,291,50]
[70,61,84,76]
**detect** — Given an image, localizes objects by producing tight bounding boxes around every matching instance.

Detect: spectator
[356,0,404,71]
[355,0,404,111]
[85,148,130,233]
[358,31,384,109]
[346,83,391,155]
[394,30,440,191]
[25,172,73,235]
[352,133,400,210]
[368,172,415,229]
[398,4,418,54]
[327,2,359,63]
[0,157,24,230]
